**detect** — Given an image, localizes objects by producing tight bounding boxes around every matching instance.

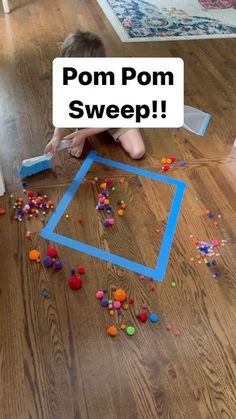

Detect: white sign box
[53,57,184,128]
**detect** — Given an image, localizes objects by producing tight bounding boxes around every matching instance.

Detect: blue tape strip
[40,230,160,279]
[40,150,187,281]
[199,113,211,136]
[41,150,97,234]
[94,154,186,188]
[155,182,186,278]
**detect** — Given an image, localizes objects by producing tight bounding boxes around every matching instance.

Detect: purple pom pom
[43,256,53,268]
[54,260,62,270]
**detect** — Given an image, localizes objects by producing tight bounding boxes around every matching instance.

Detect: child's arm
[44,128,107,154]
[65,128,107,148]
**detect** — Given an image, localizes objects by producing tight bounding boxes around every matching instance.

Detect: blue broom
[19,139,72,177]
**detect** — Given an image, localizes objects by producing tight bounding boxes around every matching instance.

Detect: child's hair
[60,30,106,58]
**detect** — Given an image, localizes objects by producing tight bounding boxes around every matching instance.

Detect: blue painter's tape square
[40,151,187,281]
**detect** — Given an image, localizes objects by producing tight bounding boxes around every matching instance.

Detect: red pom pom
[27,191,34,198]
[138,312,148,322]
[68,275,81,290]
[162,164,170,172]
[47,247,58,258]
[106,178,113,186]
[169,156,176,163]
[128,298,134,304]
[77,265,85,274]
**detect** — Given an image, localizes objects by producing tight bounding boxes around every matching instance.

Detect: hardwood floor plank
[0,0,236,418]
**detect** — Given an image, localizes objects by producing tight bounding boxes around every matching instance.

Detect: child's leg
[68,128,145,159]
[118,129,145,159]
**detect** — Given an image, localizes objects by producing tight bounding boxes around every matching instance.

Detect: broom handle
[57,138,73,151]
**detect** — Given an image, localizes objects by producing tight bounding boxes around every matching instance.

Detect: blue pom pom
[101,298,109,307]
[41,289,49,298]
[149,313,159,323]
[98,204,105,210]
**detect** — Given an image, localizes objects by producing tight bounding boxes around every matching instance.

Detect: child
[45,30,145,160]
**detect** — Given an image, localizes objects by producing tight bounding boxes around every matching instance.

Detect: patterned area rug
[199,0,236,9]
[97,0,236,42]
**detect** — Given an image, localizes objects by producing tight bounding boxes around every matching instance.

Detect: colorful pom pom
[106,178,113,186]
[126,326,136,336]
[96,290,104,299]
[113,301,121,309]
[43,256,53,268]
[101,298,109,307]
[107,325,118,336]
[117,209,124,216]
[114,288,127,302]
[47,247,58,258]
[162,164,170,171]
[138,312,148,323]
[68,275,81,290]
[77,265,85,274]
[54,260,62,270]
[149,313,159,323]
[29,249,40,262]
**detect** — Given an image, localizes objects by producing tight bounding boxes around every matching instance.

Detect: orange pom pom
[114,288,127,302]
[120,324,126,330]
[29,249,40,262]
[107,325,118,336]
[109,310,115,316]
[161,158,167,164]
[104,199,110,205]
[117,209,124,216]
[120,204,126,209]
[122,303,129,310]
[100,183,107,190]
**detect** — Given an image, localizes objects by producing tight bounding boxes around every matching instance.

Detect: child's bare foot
[68,138,85,158]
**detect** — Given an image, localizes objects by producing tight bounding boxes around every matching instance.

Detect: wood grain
[0,0,236,418]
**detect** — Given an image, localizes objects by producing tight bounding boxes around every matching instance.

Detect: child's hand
[44,136,62,154]
[64,130,86,150]
[44,128,70,154]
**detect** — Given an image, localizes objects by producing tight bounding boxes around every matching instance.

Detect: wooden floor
[0,1,236,418]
